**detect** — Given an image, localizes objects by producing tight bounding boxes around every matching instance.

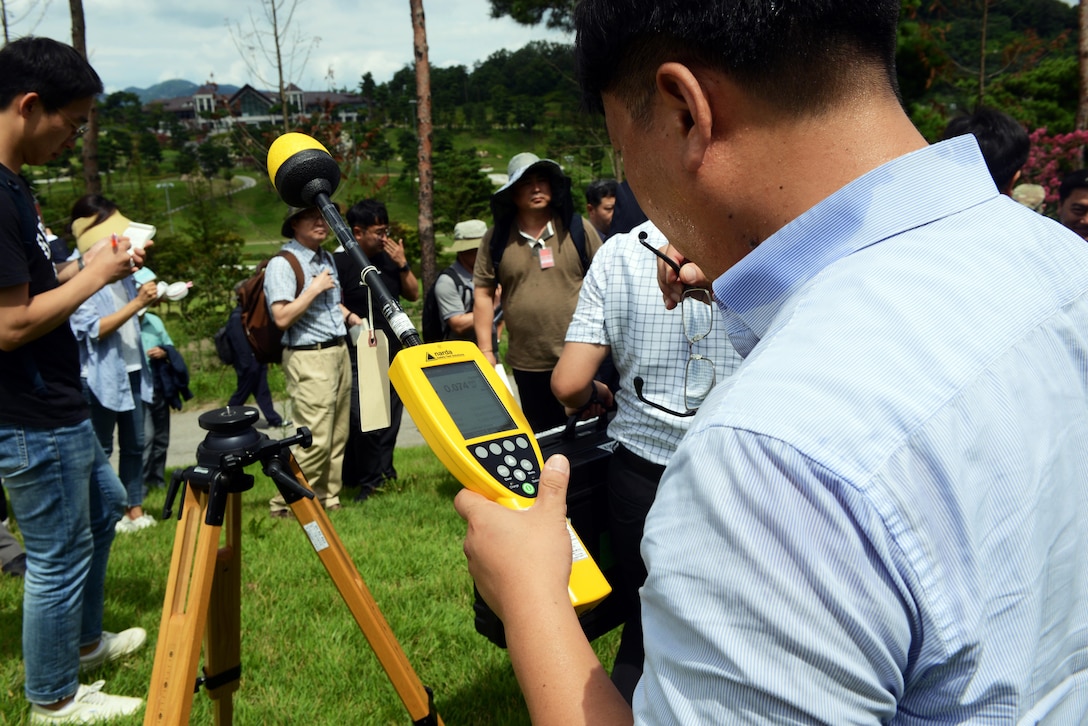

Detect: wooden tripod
[143,408,442,725]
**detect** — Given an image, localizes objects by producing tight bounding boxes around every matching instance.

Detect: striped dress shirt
[638,136,1088,724]
[564,221,741,465]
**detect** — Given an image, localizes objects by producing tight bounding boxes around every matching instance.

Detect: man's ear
[16,92,40,119]
[1003,168,1022,197]
[654,63,714,173]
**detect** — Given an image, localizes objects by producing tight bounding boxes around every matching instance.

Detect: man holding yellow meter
[456,1,1088,723]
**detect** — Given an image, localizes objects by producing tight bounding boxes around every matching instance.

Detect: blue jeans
[86,370,146,509]
[0,420,126,704]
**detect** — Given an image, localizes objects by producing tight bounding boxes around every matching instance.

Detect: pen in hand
[111,233,118,251]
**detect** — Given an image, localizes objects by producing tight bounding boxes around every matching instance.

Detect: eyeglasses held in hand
[639,231,683,280]
[634,285,717,417]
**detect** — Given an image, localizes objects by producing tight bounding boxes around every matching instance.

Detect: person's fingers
[453,487,488,523]
[535,455,570,512]
[679,263,708,288]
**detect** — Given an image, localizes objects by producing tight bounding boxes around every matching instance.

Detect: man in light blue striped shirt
[264,206,351,516]
[455,2,1088,724]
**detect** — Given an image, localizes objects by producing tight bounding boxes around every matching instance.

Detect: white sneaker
[114,514,154,534]
[113,517,138,534]
[79,628,147,672]
[29,680,143,723]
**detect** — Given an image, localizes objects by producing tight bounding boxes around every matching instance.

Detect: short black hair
[0,36,102,111]
[1059,170,1088,203]
[585,178,618,206]
[574,1,901,119]
[941,108,1029,191]
[346,199,389,229]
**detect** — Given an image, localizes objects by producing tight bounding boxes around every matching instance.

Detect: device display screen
[423,361,517,440]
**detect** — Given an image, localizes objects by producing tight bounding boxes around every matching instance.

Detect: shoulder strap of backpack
[276,250,304,296]
[568,213,589,272]
[488,219,511,272]
[443,266,465,292]
[441,266,471,307]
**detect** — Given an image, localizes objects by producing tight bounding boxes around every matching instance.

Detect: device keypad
[468,435,540,497]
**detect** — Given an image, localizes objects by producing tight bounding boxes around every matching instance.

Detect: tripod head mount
[163,406,315,524]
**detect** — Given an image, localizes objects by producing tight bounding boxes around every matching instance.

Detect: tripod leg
[204,491,242,725]
[284,456,443,726]
[144,483,224,726]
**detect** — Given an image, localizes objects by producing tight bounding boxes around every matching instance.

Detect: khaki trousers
[269,344,351,512]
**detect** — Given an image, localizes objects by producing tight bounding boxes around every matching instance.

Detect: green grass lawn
[2,128,593,722]
[0,446,620,724]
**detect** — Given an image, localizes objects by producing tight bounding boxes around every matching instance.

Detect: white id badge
[355,320,391,432]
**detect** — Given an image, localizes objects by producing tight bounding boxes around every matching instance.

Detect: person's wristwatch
[399,264,411,273]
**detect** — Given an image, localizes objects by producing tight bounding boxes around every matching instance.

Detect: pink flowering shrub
[1020,128,1088,215]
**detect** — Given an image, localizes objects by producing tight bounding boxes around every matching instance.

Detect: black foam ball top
[274,148,341,206]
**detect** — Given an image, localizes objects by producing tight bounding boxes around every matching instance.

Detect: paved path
[157,372,522,469]
[113,404,426,471]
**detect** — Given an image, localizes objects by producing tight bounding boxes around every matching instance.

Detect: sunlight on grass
[0,445,620,724]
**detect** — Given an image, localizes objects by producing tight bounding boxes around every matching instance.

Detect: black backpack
[421,268,469,343]
[213,320,235,366]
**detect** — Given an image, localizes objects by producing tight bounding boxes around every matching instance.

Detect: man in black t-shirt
[0,37,150,721]
[334,199,419,501]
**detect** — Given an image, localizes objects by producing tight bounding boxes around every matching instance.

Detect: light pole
[156,182,175,234]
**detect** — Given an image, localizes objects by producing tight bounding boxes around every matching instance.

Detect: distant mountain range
[121,80,241,103]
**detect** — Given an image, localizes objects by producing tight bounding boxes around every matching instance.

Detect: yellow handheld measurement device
[389,341,611,613]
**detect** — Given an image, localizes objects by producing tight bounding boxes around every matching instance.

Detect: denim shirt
[70,276,153,412]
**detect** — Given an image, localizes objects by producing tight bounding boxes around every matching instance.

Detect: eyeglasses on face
[56,107,88,138]
[367,226,390,238]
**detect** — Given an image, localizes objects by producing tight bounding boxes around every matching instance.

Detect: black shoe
[2,552,26,577]
[352,487,375,503]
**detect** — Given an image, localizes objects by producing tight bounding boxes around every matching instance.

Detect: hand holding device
[135,280,160,306]
[390,341,611,612]
[123,222,156,253]
[455,455,576,623]
[82,235,137,284]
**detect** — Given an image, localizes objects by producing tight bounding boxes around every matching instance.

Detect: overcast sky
[20,0,571,93]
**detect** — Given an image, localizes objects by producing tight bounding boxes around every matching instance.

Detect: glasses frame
[56,107,88,138]
[634,241,718,417]
[639,232,683,279]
